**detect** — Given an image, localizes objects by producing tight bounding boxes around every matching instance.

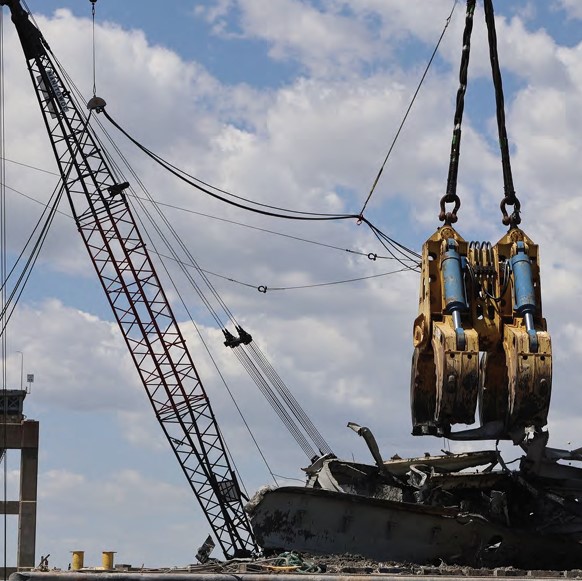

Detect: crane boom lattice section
[3,0,256,558]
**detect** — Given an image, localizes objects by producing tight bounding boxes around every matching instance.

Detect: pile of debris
[247,435,582,570]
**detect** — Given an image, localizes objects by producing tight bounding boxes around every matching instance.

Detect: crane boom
[1,0,256,558]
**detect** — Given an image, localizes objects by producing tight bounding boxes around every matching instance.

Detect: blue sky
[2,0,582,569]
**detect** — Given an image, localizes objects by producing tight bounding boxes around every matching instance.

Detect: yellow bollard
[71,551,84,571]
[102,551,116,570]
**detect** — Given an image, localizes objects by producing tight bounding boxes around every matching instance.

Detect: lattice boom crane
[1,0,257,558]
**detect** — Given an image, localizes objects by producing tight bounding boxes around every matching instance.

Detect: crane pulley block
[411,226,552,442]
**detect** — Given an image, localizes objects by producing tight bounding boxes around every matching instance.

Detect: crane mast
[1,0,256,558]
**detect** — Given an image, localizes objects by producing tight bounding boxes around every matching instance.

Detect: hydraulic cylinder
[510,241,538,352]
[441,239,468,349]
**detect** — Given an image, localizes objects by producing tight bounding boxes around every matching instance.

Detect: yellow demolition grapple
[411,226,551,442]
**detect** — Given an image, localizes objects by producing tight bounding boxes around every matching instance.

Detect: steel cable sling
[483,0,521,227]
[439,0,521,227]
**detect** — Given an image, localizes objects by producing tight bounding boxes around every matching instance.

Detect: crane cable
[0,182,65,336]
[247,341,332,455]
[0,9,7,579]
[439,0,475,225]
[233,347,317,459]
[359,0,459,219]
[1,177,414,297]
[91,0,98,97]
[101,108,417,272]
[102,109,358,222]
[440,0,521,228]
[483,0,520,228]
[0,155,420,265]
[99,109,421,268]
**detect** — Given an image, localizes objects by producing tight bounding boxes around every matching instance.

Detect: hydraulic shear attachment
[411,227,551,441]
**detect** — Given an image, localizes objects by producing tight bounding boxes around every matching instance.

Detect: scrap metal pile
[248,442,582,569]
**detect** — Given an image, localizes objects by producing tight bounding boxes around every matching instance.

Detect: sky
[0,0,581,570]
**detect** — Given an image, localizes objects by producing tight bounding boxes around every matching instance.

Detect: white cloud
[7,300,140,412]
[555,0,582,20]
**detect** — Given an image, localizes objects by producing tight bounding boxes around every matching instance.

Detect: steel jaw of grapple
[411,226,479,436]
[495,229,552,441]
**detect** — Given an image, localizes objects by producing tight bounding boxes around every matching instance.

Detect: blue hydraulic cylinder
[510,241,538,352]
[441,239,468,350]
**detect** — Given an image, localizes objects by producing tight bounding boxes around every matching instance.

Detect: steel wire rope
[483,0,520,228]
[51,61,350,225]
[0,180,67,293]
[359,0,459,218]
[368,222,421,260]
[143,204,413,263]
[130,190,226,329]
[0,182,70,218]
[235,346,315,458]
[244,340,329,453]
[369,224,421,263]
[49,55,423,277]
[439,0,476,225]
[90,0,97,97]
[252,267,412,292]
[103,110,420,284]
[0,184,64,336]
[367,224,421,272]
[1,153,421,266]
[0,9,6,578]
[0,157,58,176]
[141,245,415,293]
[233,347,317,460]
[102,109,360,222]
[246,341,332,455]
[1,182,412,295]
